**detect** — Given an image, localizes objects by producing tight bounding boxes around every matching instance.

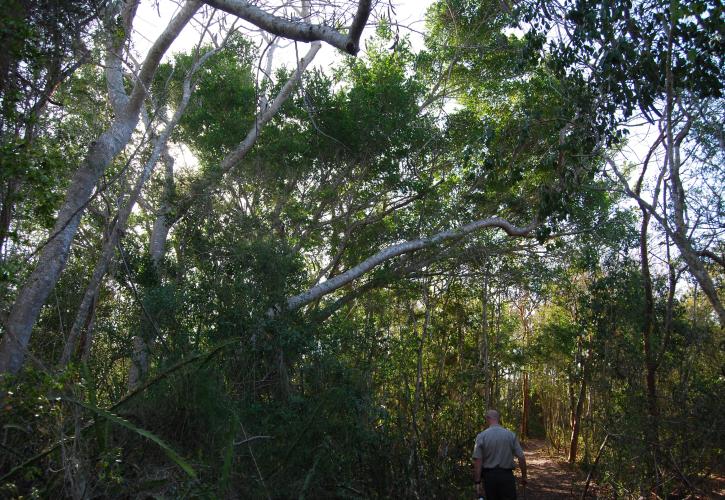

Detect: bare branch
[285,217,538,311]
[126,1,202,118]
[203,0,371,54]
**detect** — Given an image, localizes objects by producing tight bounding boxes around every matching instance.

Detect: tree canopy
[0,0,722,497]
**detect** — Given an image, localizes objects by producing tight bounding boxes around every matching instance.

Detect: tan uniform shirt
[472,425,524,469]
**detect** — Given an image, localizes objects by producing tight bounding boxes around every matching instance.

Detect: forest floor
[454,438,725,499]
[454,438,589,499]
[514,440,725,499]
[518,439,588,499]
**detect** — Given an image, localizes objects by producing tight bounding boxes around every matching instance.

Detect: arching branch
[203,0,372,54]
[285,217,538,311]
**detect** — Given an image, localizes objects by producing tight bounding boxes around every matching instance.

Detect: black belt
[482,467,513,471]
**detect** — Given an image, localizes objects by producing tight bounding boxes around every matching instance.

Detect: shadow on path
[518,439,586,499]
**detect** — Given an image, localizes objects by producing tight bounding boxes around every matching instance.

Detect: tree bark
[0,180,17,255]
[409,285,431,497]
[203,0,372,55]
[568,338,591,464]
[1,117,136,374]
[580,433,609,500]
[606,133,725,328]
[514,293,532,441]
[639,175,662,493]
[58,68,197,368]
[640,207,660,441]
[480,265,491,408]
[521,371,530,440]
[127,335,148,391]
[568,370,587,463]
[149,149,175,267]
[666,102,724,327]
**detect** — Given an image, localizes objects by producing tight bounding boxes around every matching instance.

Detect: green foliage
[524,0,723,132]
[422,0,607,235]
[1,2,722,498]
[64,396,198,480]
[0,0,102,127]
[0,136,69,231]
[173,34,257,166]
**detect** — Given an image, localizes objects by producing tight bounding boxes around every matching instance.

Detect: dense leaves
[0,0,722,498]
[524,0,724,130]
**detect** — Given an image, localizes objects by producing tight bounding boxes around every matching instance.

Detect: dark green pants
[482,468,517,500]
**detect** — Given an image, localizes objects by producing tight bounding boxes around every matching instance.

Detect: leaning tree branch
[203,0,372,54]
[126,1,202,118]
[313,241,461,322]
[285,217,538,311]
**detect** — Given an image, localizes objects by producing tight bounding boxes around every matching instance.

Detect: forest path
[518,439,587,499]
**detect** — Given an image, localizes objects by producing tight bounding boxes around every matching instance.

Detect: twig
[240,420,272,500]
[116,240,164,345]
[233,435,272,446]
[581,433,609,499]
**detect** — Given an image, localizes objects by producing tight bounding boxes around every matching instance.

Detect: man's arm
[517,455,527,486]
[473,457,483,496]
[513,436,527,486]
[473,457,482,482]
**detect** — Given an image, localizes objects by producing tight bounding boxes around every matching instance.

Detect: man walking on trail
[472,409,527,500]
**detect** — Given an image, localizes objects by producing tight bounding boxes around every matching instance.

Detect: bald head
[485,409,500,424]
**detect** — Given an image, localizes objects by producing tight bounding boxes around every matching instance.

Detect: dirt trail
[454,438,588,499]
[517,439,585,499]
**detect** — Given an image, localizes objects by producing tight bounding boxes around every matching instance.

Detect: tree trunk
[569,336,592,464]
[79,286,100,363]
[127,335,148,391]
[493,296,502,404]
[149,149,175,268]
[669,229,725,326]
[568,373,587,463]
[521,371,530,440]
[663,16,724,327]
[409,286,431,497]
[515,294,532,441]
[0,180,17,255]
[479,264,491,408]
[0,117,137,374]
[581,433,609,500]
[0,1,200,375]
[639,205,661,492]
[60,63,199,368]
